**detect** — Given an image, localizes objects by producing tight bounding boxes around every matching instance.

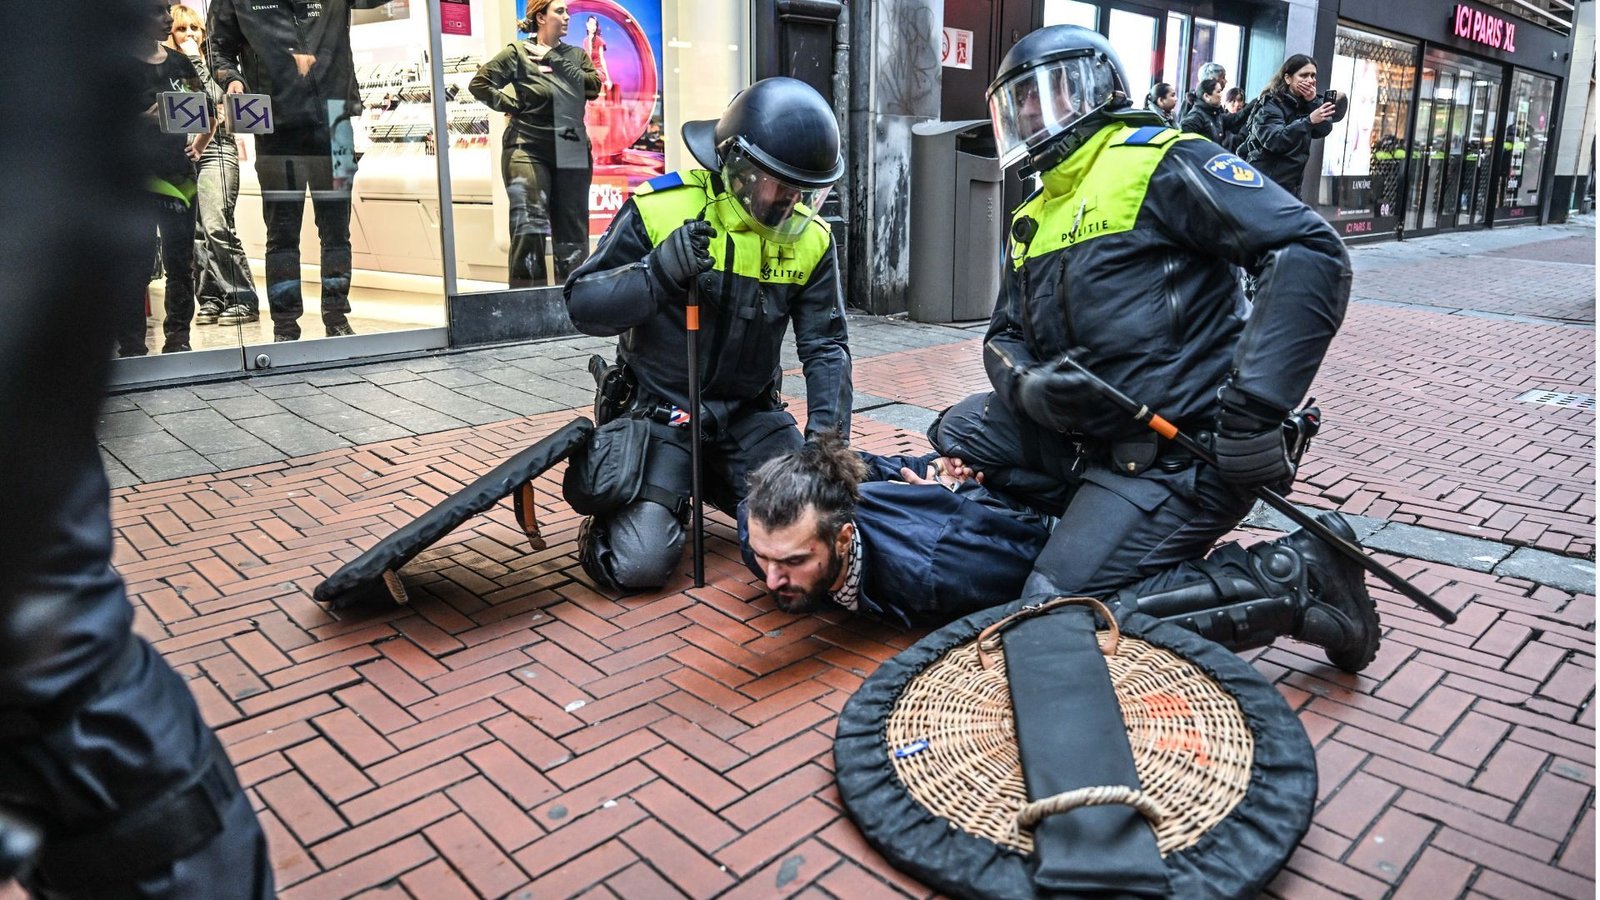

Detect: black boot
[1266,511,1382,673]
[1113,512,1381,673]
[576,515,624,595]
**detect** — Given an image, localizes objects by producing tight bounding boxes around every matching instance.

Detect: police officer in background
[564,77,852,594]
[1,1,271,895]
[960,25,1380,671]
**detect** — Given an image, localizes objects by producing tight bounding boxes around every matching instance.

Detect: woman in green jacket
[470,0,601,286]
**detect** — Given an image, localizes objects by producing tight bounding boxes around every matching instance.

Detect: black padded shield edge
[312,417,594,610]
[833,600,1316,900]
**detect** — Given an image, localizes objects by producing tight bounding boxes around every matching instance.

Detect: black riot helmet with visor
[682,77,843,244]
[987,25,1133,173]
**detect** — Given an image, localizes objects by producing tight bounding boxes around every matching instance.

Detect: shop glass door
[1462,75,1499,225]
[1107,7,1159,107]
[1497,70,1558,221]
[441,0,753,333]
[1433,69,1471,231]
[112,0,448,387]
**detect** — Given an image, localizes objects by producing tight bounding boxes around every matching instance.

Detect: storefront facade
[1310,0,1575,240]
[117,0,767,389]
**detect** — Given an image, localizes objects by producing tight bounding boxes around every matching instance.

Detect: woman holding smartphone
[470,0,601,287]
[1242,54,1346,199]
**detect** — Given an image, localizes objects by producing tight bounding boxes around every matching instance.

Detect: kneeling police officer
[962,26,1379,670]
[564,77,852,594]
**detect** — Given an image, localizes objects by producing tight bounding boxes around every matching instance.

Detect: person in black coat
[1180,77,1229,147]
[1243,54,1346,199]
[2,2,272,896]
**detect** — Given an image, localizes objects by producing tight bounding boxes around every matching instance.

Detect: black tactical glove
[1013,349,1126,436]
[1214,403,1293,490]
[648,219,716,295]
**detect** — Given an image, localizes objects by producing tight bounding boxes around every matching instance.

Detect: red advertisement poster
[441,0,470,35]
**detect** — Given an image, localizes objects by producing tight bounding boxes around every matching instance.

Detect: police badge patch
[1203,153,1265,188]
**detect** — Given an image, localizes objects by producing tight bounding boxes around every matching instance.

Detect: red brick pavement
[852,301,1595,558]
[0,392,1583,899]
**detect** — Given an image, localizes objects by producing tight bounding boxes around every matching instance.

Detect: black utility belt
[1105,430,1208,477]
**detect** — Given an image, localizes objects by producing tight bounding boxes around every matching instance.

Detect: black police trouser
[503,147,591,287]
[255,134,353,336]
[2,637,272,900]
[591,408,803,590]
[931,391,1254,598]
[927,391,1081,516]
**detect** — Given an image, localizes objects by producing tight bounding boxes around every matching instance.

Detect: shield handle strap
[977,596,1120,670]
[1016,785,1169,837]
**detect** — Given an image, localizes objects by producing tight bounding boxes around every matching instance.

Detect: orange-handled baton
[685,275,706,588]
[1057,355,1457,625]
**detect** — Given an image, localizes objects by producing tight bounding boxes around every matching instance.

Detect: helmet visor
[721,141,831,244]
[988,54,1118,168]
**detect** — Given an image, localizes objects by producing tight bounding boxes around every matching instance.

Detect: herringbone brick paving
[44,391,1594,898]
[3,223,1590,899]
[850,300,1594,558]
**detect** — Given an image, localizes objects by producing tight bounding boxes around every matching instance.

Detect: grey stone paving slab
[339,423,414,445]
[211,394,286,420]
[101,428,189,461]
[389,379,519,426]
[100,450,137,490]
[527,383,592,410]
[100,396,139,414]
[1493,548,1596,595]
[132,388,209,416]
[364,369,425,385]
[97,409,164,438]
[457,382,571,416]
[852,391,899,411]
[1242,503,1387,542]
[256,382,325,400]
[124,449,218,482]
[191,382,261,401]
[421,368,491,388]
[279,397,398,437]
[306,372,369,388]
[319,382,471,433]
[1363,522,1513,573]
[859,403,939,435]
[209,444,290,471]
[155,408,272,456]
[235,413,348,456]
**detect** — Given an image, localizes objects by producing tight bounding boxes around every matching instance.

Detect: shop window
[1042,0,1097,30]
[1163,12,1187,93]
[1108,8,1158,108]
[1499,70,1556,219]
[1186,19,1241,98]
[1315,25,1417,238]
[442,0,749,293]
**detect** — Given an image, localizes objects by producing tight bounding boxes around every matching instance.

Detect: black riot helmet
[987,25,1143,173]
[683,77,844,243]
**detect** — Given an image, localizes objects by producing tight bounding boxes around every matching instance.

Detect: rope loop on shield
[1015,785,1169,835]
[977,595,1120,669]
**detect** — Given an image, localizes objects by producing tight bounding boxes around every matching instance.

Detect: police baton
[1058,356,1457,625]
[685,273,706,588]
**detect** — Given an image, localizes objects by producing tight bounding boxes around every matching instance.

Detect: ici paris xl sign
[1453,3,1517,52]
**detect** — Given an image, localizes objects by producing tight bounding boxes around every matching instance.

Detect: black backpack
[1235,96,1266,162]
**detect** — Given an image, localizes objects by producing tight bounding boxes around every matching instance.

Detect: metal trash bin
[908,119,1005,323]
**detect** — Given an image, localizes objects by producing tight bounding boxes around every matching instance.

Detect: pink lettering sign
[1454,4,1516,52]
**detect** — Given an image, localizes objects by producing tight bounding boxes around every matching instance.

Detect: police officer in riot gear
[956,26,1380,671]
[565,76,852,594]
[1,1,272,895]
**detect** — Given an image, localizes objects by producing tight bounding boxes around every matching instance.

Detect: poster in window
[516,0,666,235]
[354,0,410,25]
